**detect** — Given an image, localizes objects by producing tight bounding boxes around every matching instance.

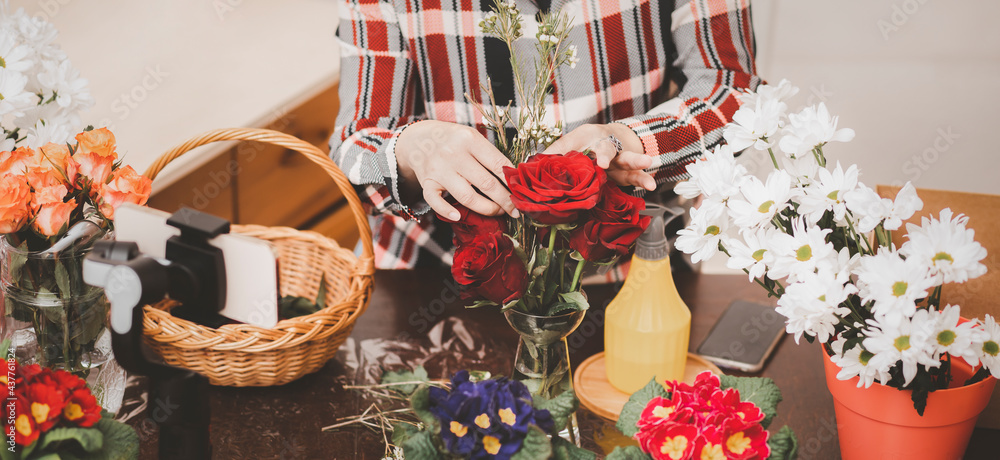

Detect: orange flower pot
[823,350,996,460]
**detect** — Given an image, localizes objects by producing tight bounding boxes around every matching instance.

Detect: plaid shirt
[331,0,760,269]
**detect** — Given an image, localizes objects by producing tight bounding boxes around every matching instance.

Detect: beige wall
[750,0,1000,196]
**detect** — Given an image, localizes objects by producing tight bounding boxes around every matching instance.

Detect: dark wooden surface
[123,269,999,459]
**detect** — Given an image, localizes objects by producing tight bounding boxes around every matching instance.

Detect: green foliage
[551,436,597,460]
[409,386,440,434]
[381,366,430,396]
[9,415,138,460]
[37,427,103,454]
[532,389,578,432]
[767,425,798,460]
[615,379,668,438]
[719,375,783,429]
[278,275,328,319]
[605,446,651,460]
[86,417,140,460]
[510,426,551,460]
[400,431,441,460]
[546,291,589,316]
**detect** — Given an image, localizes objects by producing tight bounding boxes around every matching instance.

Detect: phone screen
[696,300,786,372]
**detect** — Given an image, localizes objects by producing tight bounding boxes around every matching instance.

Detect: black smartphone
[696,300,786,372]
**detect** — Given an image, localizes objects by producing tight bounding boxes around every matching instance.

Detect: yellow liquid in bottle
[604,254,691,394]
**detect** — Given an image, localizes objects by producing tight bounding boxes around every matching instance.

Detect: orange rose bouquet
[1,127,151,391]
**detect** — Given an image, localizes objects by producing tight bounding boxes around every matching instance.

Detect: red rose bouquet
[1,357,139,459]
[608,372,798,460]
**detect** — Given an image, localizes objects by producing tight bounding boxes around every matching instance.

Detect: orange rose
[0,147,37,176]
[99,165,152,219]
[0,174,32,234]
[38,142,80,185]
[32,199,76,237]
[74,128,118,159]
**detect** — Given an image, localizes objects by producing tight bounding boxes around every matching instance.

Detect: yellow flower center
[652,405,674,419]
[31,402,50,424]
[984,341,999,357]
[15,414,32,437]
[796,245,812,262]
[826,190,840,201]
[0,376,7,386]
[700,443,725,460]
[448,421,469,438]
[752,248,766,262]
[757,200,775,213]
[894,335,911,352]
[736,411,746,420]
[892,281,908,297]
[483,435,502,455]
[64,403,84,421]
[660,435,689,460]
[937,330,956,347]
[475,413,491,429]
[498,408,517,426]
[705,225,720,236]
[727,432,752,455]
[859,350,874,365]
[932,252,954,264]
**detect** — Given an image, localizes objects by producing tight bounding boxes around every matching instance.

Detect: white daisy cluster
[675,80,998,390]
[516,120,561,147]
[0,5,93,150]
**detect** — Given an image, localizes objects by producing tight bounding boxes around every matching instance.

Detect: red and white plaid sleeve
[618,0,760,185]
[330,0,429,219]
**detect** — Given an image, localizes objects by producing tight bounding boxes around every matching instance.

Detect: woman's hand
[543,123,656,191]
[395,120,519,220]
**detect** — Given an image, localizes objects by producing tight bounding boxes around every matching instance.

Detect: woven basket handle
[144,128,375,276]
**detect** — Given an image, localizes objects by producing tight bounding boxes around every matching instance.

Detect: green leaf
[548,291,589,316]
[29,454,60,460]
[467,300,499,310]
[82,417,139,460]
[0,442,18,460]
[605,445,651,460]
[766,425,798,460]
[719,375,783,429]
[8,241,28,282]
[511,425,552,460]
[315,274,328,309]
[391,421,421,447]
[616,379,668,437]
[533,389,578,431]
[37,427,103,453]
[71,296,108,347]
[278,295,321,319]
[54,261,72,300]
[400,431,441,460]
[409,386,440,433]
[381,366,430,396]
[551,436,597,460]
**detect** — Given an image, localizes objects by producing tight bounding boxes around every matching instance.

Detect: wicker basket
[139,128,375,387]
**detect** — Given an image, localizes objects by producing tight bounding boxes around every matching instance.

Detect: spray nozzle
[635,204,684,261]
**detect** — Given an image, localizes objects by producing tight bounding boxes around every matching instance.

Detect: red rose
[503,151,606,225]
[437,203,506,246]
[568,184,650,263]
[452,233,528,304]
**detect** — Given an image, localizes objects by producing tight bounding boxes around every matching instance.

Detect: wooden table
[122,268,999,459]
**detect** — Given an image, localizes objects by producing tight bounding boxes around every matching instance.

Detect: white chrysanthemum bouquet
[0,4,94,150]
[674,80,997,414]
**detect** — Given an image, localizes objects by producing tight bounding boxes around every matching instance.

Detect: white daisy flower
[24,119,71,148]
[797,162,859,224]
[778,154,821,185]
[863,313,939,386]
[776,270,856,343]
[970,315,1000,378]
[0,137,14,152]
[737,79,799,107]
[767,218,837,283]
[675,201,729,264]
[725,226,777,281]
[777,103,855,157]
[0,68,35,116]
[37,59,94,112]
[0,30,33,73]
[723,96,785,152]
[900,208,987,285]
[930,304,983,367]
[566,45,579,69]
[845,182,923,234]
[674,144,748,201]
[854,251,936,326]
[727,170,794,230]
[830,335,887,388]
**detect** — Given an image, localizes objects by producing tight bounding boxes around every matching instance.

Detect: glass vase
[1,236,127,413]
[503,308,585,445]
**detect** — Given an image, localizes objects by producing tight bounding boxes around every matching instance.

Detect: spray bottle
[604,205,691,393]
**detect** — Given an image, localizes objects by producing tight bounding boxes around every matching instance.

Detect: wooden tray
[573,352,722,421]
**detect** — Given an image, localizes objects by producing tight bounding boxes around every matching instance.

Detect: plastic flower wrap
[0,358,138,458]
[674,79,997,414]
[0,5,94,149]
[606,372,797,460]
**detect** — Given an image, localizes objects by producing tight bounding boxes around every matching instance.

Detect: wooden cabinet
[148,83,361,250]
